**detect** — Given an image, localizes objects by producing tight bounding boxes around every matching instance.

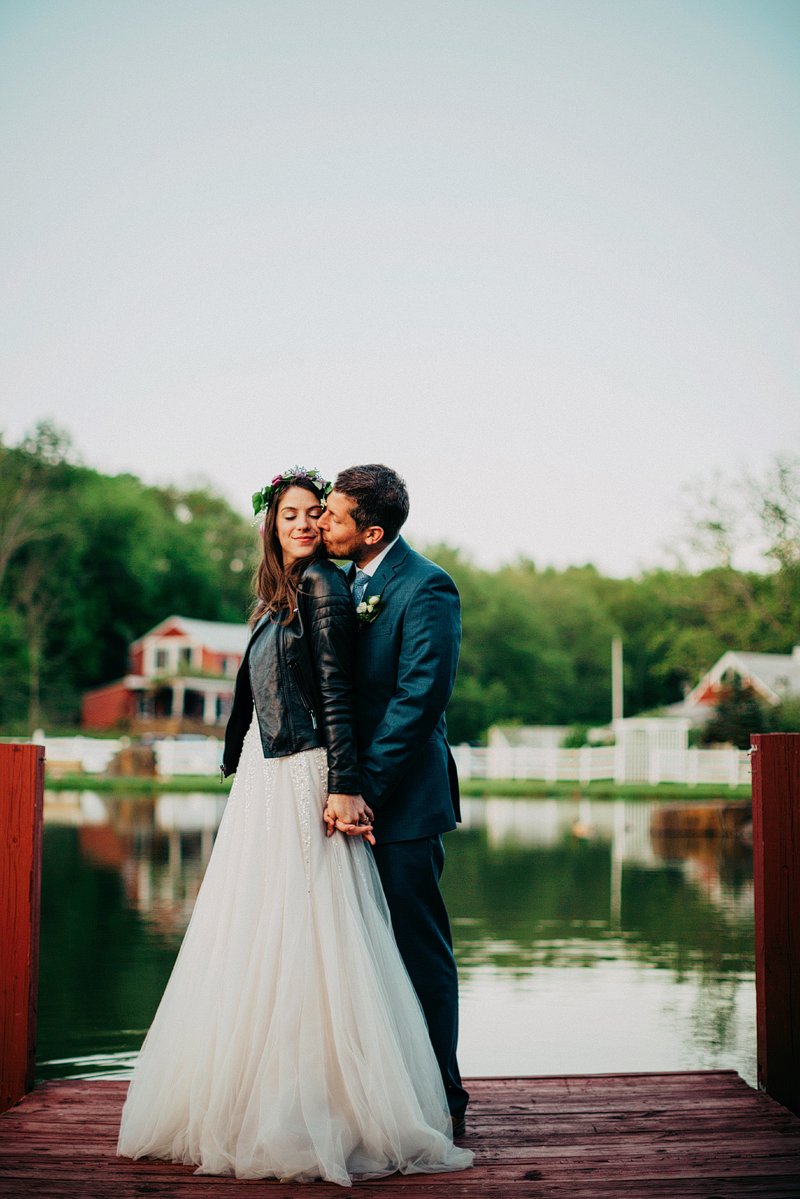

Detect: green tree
[0,421,74,591]
[509,563,618,724]
[768,697,800,733]
[0,426,255,728]
[701,674,769,749]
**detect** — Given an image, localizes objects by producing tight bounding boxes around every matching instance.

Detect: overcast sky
[2,1,798,574]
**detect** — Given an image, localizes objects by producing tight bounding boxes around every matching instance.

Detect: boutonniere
[356,594,383,624]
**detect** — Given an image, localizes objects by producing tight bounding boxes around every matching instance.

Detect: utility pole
[612,636,624,723]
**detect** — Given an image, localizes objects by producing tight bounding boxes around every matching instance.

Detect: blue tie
[352,569,371,607]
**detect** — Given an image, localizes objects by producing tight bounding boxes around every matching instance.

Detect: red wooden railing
[751,732,800,1118]
[0,743,45,1115]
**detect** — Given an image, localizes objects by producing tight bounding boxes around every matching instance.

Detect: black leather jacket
[221,558,360,794]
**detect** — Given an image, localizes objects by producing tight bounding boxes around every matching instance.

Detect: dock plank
[1,1073,799,1197]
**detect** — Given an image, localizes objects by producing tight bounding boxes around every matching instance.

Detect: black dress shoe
[451,1115,466,1138]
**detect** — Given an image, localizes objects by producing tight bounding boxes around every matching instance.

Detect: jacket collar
[249,609,275,644]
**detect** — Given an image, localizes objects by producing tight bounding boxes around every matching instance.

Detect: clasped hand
[323,793,376,845]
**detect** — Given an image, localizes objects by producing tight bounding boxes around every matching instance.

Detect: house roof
[133,615,249,656]
[687,648,800,706]
[726,651,800,700]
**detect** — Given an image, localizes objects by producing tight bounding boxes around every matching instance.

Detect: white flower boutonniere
[356,594,383,624]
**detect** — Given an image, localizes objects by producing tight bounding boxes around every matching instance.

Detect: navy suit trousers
[371,836,469,1121]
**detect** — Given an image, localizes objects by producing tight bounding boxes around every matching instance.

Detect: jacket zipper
[288,660,318,730]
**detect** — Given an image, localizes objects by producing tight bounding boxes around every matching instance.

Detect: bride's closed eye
[281,507,322,520]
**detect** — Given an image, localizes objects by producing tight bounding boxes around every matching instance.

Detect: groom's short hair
[334,464,410,541]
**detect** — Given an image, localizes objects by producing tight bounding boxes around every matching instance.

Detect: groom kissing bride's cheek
[118,462,470,1186]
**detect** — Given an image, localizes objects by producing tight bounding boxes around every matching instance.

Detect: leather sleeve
[298,563,361,795]
[359,569,461,809]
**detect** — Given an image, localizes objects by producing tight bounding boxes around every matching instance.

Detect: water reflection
[448,797,754,1082]
[37,791,755,1086]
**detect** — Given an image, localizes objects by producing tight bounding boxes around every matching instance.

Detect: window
[155,649,167,670]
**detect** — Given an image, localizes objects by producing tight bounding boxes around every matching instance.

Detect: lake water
[37,791,756,1086]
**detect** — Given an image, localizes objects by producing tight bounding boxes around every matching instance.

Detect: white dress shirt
[350,537,399,595]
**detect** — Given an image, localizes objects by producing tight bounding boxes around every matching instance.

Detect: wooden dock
[2,734,800,1197]
[1,1071,799,1197]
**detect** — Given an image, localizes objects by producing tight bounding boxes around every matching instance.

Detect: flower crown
[251,466,332,519]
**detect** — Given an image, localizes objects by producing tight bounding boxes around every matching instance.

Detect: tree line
[1,423,799,743]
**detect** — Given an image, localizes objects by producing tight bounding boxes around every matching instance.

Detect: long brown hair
[249,480,326,627]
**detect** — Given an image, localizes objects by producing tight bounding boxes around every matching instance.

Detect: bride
[116,466,473,1186]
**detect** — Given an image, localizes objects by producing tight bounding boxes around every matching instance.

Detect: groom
[317,464,469,1135]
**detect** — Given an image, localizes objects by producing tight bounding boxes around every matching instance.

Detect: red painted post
[750,733,800,1117]
[0,743,45,1114]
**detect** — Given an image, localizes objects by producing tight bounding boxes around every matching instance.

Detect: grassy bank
[459,778,751,800]
[46,772,232,794]
[45,770,750,801]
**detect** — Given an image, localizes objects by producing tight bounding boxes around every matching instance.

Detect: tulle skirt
[117,714,473,1185]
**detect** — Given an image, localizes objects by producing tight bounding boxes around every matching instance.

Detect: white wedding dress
[117,712,473,1186]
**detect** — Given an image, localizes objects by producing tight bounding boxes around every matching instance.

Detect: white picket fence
[30,733,123,774]
[151,739,224,776]
[450,744,751,788]
[31,733,223,777]
[31,734,750,787]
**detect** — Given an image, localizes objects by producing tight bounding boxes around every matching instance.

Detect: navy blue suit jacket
[349,537,462,845]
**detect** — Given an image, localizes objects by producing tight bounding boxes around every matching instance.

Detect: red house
[82,615,249,735]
